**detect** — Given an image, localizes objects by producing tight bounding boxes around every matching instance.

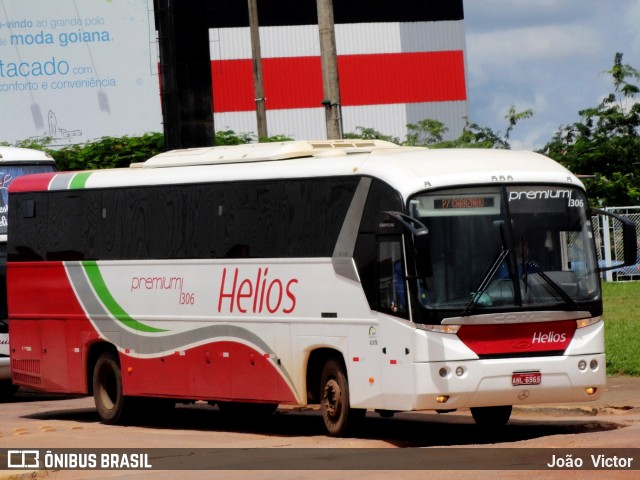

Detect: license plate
[512,371,542,386]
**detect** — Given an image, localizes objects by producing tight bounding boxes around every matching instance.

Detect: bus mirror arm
[591,208,638,269]
[383,211,428,236]
[382,211,432,277]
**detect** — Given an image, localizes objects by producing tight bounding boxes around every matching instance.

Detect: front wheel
[470,405,512,427]
[320,358,357,437]
[93,351,126,424]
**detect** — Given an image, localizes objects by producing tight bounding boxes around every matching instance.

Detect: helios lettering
[218,267,298,314]
[532,331,567,344]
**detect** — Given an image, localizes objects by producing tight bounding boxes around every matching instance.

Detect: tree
[343,126,400,144]
[345,105,532,150]
[542,53,640,206]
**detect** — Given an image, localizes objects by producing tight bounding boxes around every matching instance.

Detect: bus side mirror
[592,208,638,269]
[382,211,433,278]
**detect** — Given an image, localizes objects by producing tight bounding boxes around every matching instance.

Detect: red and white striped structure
[209,0,467,140]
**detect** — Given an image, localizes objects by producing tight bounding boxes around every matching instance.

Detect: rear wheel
[470,405,512,427]
[93,352,126,424]
[320,357,357,437]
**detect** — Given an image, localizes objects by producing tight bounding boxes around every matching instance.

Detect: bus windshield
[409,185,600,317]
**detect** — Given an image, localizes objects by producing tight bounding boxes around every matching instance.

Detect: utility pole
[248,0,268,140]
[154,0,214,150]
[154,0,180,149]
[316,0,342,139]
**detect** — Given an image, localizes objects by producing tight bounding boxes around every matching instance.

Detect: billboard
[210,0,468,141]
[0,0,162,145]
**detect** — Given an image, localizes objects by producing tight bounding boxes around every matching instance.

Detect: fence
[592,207,640,282]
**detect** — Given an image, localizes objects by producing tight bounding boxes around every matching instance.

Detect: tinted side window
[100,188,152,260]
[10,177,360,261]
[282,178,358,257]
[377,236,408,318]
[8,192,49,261]
[47,191,101,260]
[354,178,405,312]
[216,178,358,258]
[151,185,218,259]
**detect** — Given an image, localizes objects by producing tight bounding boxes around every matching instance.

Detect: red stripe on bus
[8,262,86,318]
[211,50,466,112]
[8,172,58,193]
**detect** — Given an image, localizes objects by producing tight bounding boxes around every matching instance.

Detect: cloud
[464,0,592,34]
[463,0,636,150]
[467,25,603,84]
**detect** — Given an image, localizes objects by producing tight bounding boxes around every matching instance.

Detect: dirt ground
[2,380,640,480]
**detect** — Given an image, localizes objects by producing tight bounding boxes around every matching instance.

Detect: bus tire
[470,405,512,427]
[320,357,353,437]
[93,352,126,425]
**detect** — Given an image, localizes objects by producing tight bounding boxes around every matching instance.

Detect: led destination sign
[412,192,501,217]
[434,196,495,209]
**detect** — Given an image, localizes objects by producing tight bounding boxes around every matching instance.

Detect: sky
[463,0,640,151]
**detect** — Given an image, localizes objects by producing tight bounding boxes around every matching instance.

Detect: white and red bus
[7,140,636,435]
[0,146,56,399]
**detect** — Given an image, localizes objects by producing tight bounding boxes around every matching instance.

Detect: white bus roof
[39,141,583,200]
[135,139,401,168]
[0,146,55,163]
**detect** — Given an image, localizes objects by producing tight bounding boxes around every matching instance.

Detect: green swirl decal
[82,260,167,333]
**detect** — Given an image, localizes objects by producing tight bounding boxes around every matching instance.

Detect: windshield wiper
[524,261,578,309]
[462,248,510,316]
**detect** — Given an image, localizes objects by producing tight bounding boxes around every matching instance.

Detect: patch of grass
[603,281,640,376]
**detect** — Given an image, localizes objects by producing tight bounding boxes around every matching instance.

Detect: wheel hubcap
[323,378,341,418]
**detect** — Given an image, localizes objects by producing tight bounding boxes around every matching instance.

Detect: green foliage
[216,129,294,145]
[345,106,531,149]
[260,134,295,143]
[404,119,448,146]
[431,120,510,149]
[1,130,294,171]
[1,137,54,150]
[504,105,533,143]
[343,126,400,144]
[214,129,255,145]
[542,53,640,206]
[51,133,165,171]
[1,133,165,171]
[603,281,640,376]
